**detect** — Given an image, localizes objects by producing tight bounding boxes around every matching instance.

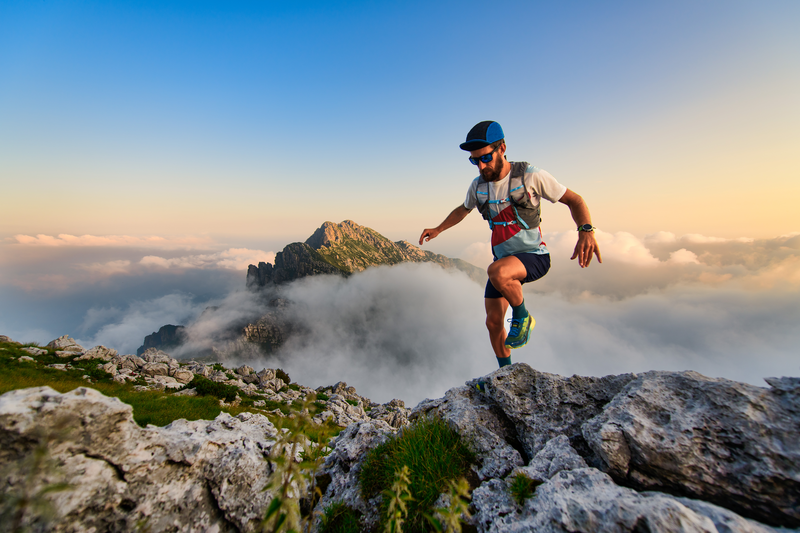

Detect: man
[419,121,601,369]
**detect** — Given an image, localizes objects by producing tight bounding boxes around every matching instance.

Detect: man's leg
[487,256,533,348]
[485,297,510,364]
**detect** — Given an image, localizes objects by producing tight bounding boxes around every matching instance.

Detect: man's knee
[485,308,505,332]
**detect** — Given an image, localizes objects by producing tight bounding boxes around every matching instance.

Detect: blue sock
[497,356,512,367]
[511,300,528,319]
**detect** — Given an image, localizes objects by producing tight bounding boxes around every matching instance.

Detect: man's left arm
[558,189,602,268]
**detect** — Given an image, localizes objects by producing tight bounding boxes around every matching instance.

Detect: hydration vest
[476,161,541,230]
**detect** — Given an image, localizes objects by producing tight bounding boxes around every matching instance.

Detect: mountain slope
[247,220,484,287]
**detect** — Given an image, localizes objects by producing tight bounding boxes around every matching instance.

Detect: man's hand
[419,205,471,246]
[571,230,602,268]
[419,228,441,245]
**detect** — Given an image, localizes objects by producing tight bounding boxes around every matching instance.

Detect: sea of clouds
[1,230,798,406]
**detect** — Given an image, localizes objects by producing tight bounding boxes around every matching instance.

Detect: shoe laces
[508,317,523,337]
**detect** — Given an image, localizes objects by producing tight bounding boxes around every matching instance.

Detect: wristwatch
[578,224,595,232]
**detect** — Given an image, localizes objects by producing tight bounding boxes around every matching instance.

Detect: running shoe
[505,314,534,349]
[475,380,486,393]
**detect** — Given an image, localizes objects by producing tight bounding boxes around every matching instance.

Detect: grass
[0,340,341,432]
[319,502,361,533]
[507,473,541,506]
[359,416,475,533]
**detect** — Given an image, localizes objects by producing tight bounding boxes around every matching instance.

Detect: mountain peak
[247,220,484,288]
[305,220,377,250]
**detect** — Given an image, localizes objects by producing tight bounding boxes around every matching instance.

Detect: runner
[419,121,601,370]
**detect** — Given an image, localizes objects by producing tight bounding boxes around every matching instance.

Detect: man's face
[471,144,505,182]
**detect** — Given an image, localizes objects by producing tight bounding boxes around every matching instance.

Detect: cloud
[11,234,212,248]
[75,294,201,354]
[140,249,276,271]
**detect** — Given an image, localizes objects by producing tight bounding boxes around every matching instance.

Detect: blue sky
[2,0,798,247]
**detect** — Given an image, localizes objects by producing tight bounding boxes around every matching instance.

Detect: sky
[1,1,798,405]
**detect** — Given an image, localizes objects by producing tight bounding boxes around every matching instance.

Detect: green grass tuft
[359,416,475,533]
[319,502,362,533]
[507,473,541,506]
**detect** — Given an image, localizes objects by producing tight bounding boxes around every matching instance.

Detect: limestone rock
[0,387,283,532]
[75,345,118,362]
[47,335,84,353]
[472,467,777,533]
[314,420,396,531]
[141,362,169,377]
[412,385,524,481]
[0,335,20,344]
[21,346,48,356]
[582,371,800,527]
[471,364,636,463]
[169,368,194,384]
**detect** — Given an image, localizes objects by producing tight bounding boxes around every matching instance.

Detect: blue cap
[460,121,504,151]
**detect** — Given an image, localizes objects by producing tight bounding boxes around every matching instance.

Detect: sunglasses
[469,144,501,165]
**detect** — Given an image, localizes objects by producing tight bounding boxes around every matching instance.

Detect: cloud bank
[2,230,798,406]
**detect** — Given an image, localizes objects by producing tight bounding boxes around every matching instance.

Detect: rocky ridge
[2,334,797,532]
[246,220,484,288]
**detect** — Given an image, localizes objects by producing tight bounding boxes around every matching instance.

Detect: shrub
[275,368,291,383]
[186,375,239,402]
[359,416,475,533]
[316,392,330,402]
[345,399,358,407]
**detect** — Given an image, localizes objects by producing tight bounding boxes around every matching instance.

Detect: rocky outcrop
[0,386,280,532]
[246,243,344,287]
[136,324,186,356]
[316,364,799,532]
[582,371,800,527]
[3,332,796,532]
[246,220,484,289]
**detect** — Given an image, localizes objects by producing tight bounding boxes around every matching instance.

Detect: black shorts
[484,253,551,299]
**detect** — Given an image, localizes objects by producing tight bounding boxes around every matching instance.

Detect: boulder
[0,387,282,532]
[75,345,119,362]
[141,362,169,377]
[169,368,195,384]
[21,347,48,356]
[47,335,84,353]
[582,371,800,527]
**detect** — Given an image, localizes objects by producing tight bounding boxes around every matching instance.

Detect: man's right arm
[419,205,471,245]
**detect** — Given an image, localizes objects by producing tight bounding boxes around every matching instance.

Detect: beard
[480,155,505,182]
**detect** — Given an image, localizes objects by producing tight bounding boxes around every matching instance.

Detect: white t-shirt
[463,163,567,259]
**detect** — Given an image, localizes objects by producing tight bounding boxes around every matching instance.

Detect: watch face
[580,224,593,231]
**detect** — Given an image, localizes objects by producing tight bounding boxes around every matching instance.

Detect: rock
[146,375,183,390]
[411,385,525,481]
[21,346,48,356]
[173,388,197,397]
[141,362,169,377]
[46,364,69,371]
[136,324,186,356]
[112,354,145,371]
[75,345,118,362]
[170,368,194,384]
[582,371,800,527]
[0,387,284,532]
[315,420,396,531]
[472,467,777,533]
[101,362,117,376]
[18,355,35,362]
[237,365,255,376]
[139,348,173,364]
[0,335,20,344]
[187,362,210,377]
[472,364,635,463]
[47,335,84,353]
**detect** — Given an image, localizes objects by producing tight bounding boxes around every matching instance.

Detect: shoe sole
[505,316,535,349]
